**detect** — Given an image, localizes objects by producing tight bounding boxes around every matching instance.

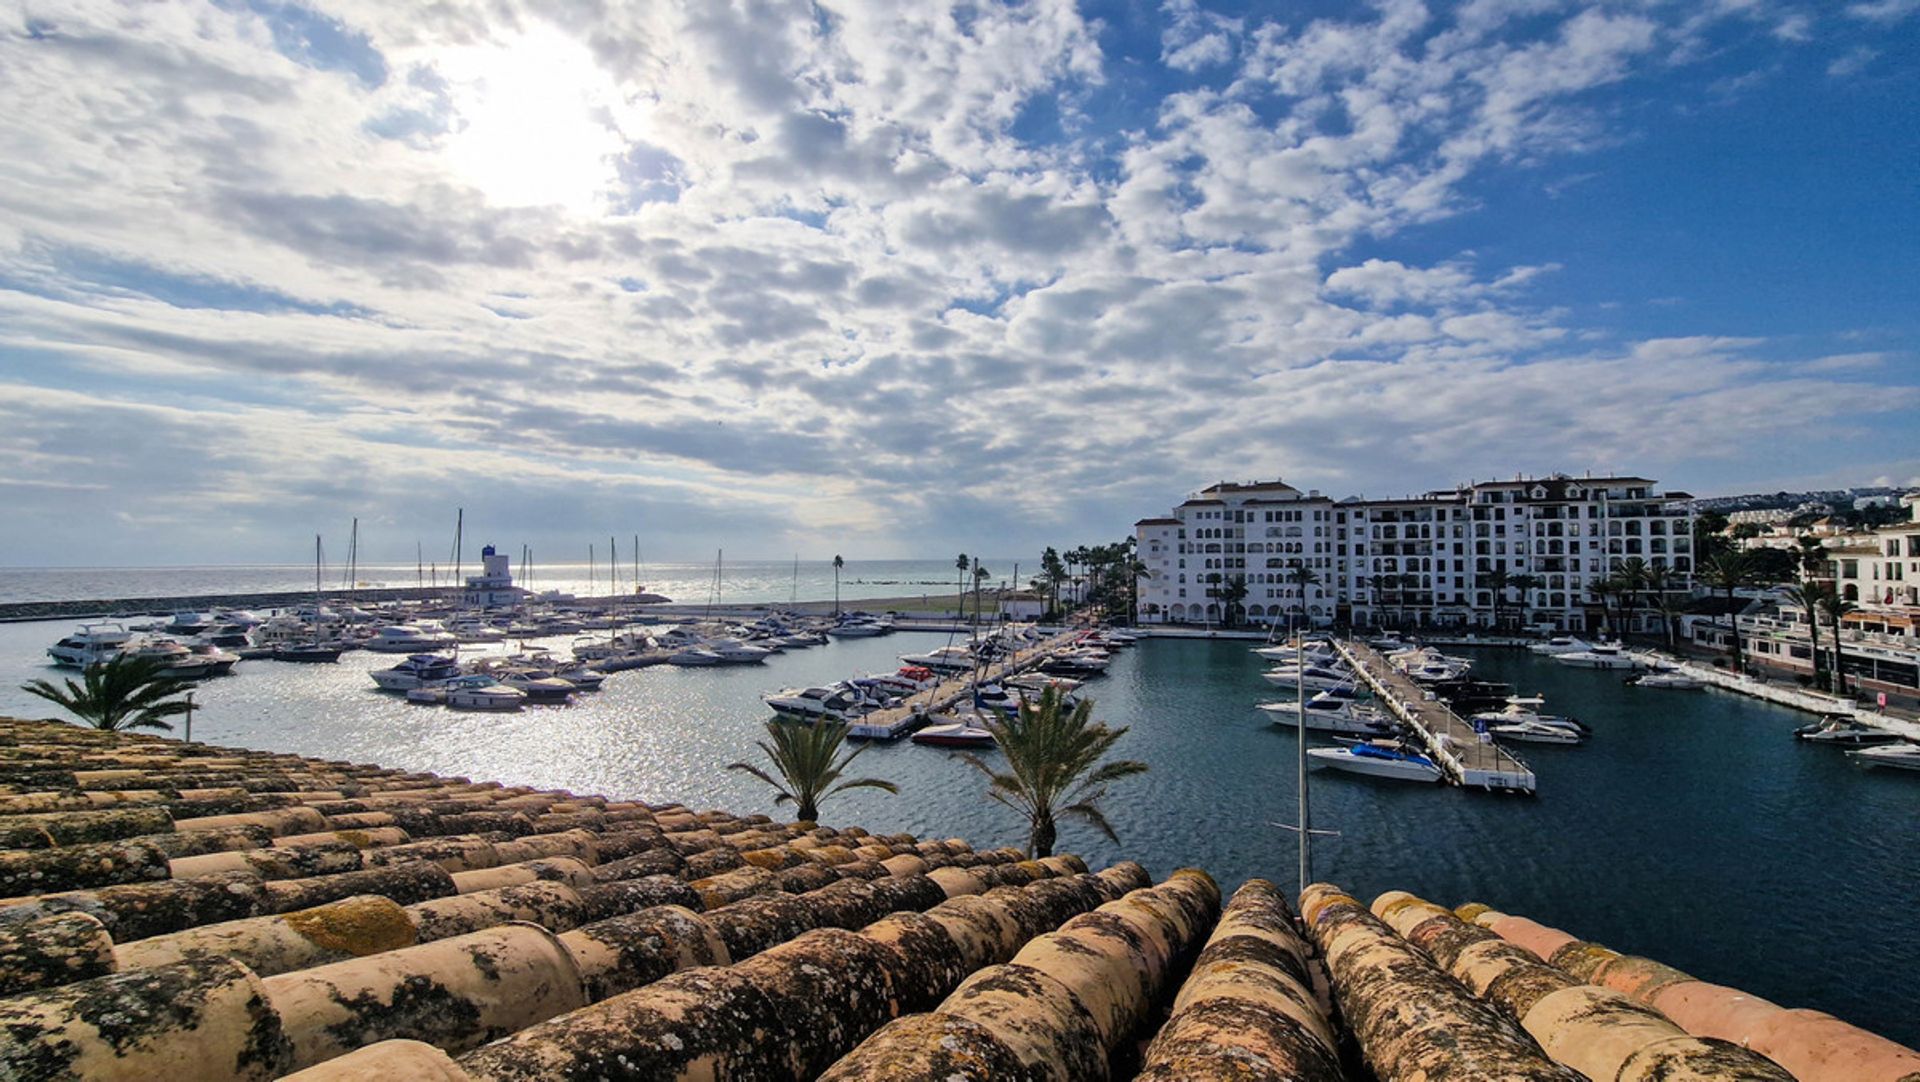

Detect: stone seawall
[0,589,669,624]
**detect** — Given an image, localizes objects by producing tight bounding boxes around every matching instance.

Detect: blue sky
[0,0,1914,566]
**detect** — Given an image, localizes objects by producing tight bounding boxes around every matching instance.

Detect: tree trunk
[1028,814,1056,859]
[1725,588,1743,672]
[1830,619,1847,696]
[796,798,819,823]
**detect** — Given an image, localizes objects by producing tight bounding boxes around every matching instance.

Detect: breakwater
[0,588,670,624]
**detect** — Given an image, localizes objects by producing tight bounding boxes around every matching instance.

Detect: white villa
[1134,473,1696,634]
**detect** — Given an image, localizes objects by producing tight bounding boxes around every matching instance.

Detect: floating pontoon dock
[1333,640,1538,793]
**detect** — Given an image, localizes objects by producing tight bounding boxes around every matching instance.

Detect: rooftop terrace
[0,714,1911,1081]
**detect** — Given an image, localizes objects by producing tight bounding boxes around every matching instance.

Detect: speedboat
[1796,716,1903,746]
[1252,643,1337,665]
[1848,743,1920,772]
[1307,740,1445,783]
[1529,636,1595,657]
[1260,664,1356,692]
[1555,645,1645,670]
[197,623,255,649]
[1004,672,1083,696]
[446,676,527,712]
[1256,694,1395,736]
[911,716,998,748]
[165,611,212,636]
[186,644,242,676]
[446,618,507,644]
[828,618,893,638]
[1633,671,1702,689]
[1038,649,1111,675]
[667,646,723,666]
[46,623,132,668]
[365,625,458,653]
[492,669,577,702]
[370,653,461,691]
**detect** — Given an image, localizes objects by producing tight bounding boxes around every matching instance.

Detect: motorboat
[1307,740,1445,783]
[1252,643,1337,665]
[1795,716,1903,746]
[550,665,606,691]
[1633,670,1702,689]
[123,638,218,679]
[164,611,212,636]
[446,618,507,644]
[1554,645,1645,670]
[667,647,723,667]
[828,618,893,638]
[900,645,982,672]
[409,674,527,711]
[764,684,872,723]
[911,716,998,748]
[46,623,132,668]
[1256,694,1395,736]
[1037,649,1111,675]
[1260,664,1356,692]
[1004,672,1083,696]
[197,623,255,649]
[186,644,242,676]
[370,653,461,691]
[365,625,458,654]
[1848,743,1920,772]
[271,643,343,663]
[705,638,773,664]
[1468,699,1589,745]
[493,669,577,702]
[1528,636,1596,657]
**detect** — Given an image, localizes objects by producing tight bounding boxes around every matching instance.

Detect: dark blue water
[0,625,1913,1044]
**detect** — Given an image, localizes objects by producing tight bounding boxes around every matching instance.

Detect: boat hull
[1306,746,1444,782]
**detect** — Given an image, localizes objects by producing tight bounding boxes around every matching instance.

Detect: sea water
[0,623,1913,1045]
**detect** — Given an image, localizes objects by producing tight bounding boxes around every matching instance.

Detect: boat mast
[313,534,322,604]
[416,542,423,589]
[609,536,618,596]
[589,543,595,596]
[450,509,464,593]
[633,535,640,594]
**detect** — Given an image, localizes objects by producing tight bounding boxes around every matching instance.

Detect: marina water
[0,622,1913,1045]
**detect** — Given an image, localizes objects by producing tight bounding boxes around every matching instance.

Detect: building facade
[1135,473,1696,633]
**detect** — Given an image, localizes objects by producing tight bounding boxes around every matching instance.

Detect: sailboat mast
[416,542,423,589]
[314,534,321,601]
[632,535,640,593]
[450,509,464,591]
[610,536,618,595]
[589,544,595,595]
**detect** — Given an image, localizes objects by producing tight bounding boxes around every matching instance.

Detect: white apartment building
[1835,493,1920,608]
[1136,473,1696,633]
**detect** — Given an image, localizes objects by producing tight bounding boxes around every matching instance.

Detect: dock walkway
[848,630,1089,740]
[1333,640,1537,793]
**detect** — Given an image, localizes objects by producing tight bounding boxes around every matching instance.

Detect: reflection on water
[0,625,1914,1046]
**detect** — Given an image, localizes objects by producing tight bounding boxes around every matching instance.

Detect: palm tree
[958,687,1147,858]
[1795,535,1828,582]
[1284,561,1319,631]
[955,553,970,619]
[1651,590,1689,652]
[1817,591,1859,697]
[1510,573,1543,631]
[20,656,197,733]
[972,560,990,624]
[727,719,898,823]
[832,554,844,615]
[1482,567,1511,631]
[1615,557,1651,639]
[1783,583,1831,690]
[1701,551,1754,672]
[1588,578,1618,638]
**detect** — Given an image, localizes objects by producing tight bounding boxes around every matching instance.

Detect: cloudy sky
[1,0,1915,566]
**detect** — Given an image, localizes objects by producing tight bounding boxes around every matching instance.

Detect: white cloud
[0,0,1908,563]
[1845,0,1920,22]
[1827,46,1879,77]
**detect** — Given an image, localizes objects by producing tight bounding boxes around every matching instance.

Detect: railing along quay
[847,630,1091,740]
[1332,640,1537,794]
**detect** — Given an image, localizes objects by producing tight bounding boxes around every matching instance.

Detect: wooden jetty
[1332,640,1537,793]
[848,630,1090,740]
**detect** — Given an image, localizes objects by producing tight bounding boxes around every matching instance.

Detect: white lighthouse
[462,545,527,609]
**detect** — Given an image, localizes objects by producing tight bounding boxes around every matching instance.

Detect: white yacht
[667,646,723,667]
[46,623,132,668]
[123,638,218,679]
[409,674,526,712]
[911,716,998,748]
[1528,636,1596,656]
[1038,649,1111,675]
[1554,645,1645,670]
[1260,664,1356,692]
[1633,670,1703,689]
[370,654,461,691]
[446,618,506,644]
[1848,743,1920,772]
[705,638,773,664]
[365,625,458,654]
[1307,740,1445,783]
[1256,694,1394,736]
[828,618,893,638]
[1470,698,1589,745]
[764,684,871,723]
[899,645,982,672]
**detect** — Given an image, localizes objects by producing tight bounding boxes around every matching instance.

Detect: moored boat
[1796,715,1903,746]
[46,623,132,669]
[1848,742,1920,772]
[1306,740,1445,783]
[370,653,461,691]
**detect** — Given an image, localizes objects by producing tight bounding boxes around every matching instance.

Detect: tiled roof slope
[0,715,1910,1081]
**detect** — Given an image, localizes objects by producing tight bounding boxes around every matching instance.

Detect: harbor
[0,620,1915,1047]
[1332,639,1539,792]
